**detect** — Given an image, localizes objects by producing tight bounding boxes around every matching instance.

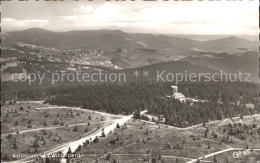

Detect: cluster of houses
[1,57,19,73]
[19,42,115,68]
[0,57,17,62]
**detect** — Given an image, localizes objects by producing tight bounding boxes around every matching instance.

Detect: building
[173,92,185,100]
[171,86,186,101]
[171,86,178,94]
[169,86,208,103]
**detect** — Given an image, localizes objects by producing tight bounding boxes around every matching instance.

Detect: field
[71,115,260,163]
[1,101,260,162]
[1,101,120,161]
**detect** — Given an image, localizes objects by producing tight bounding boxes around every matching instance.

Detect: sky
[1,0,258,35]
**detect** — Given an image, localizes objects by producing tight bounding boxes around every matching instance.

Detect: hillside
[118,60,217,83]
[199,36,258,51]
[180,51,259,82]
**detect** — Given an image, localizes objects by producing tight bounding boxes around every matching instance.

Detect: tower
[171,86,178,95]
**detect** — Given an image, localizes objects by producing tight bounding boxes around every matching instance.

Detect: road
[186,148,260,163]
[141,113,260,130]
[49,110,147,163]
[6,110,147,163]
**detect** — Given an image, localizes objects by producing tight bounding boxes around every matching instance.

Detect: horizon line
[2,27,258,37]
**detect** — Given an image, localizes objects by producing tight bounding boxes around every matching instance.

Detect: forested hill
[118,60,217,83]
[43,81,258,127]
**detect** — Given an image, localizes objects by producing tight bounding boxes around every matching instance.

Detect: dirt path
[1,121,111,138]
[35,106,124,118]
[186,148,260,163]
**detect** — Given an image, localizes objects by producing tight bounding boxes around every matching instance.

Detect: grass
[71,116,260,163]
[1,102,118,161]
[2,102,259,162]
[72,119,231,163]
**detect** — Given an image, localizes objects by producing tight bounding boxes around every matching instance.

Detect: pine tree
[73,126,79,132]
[112,159,117,163]
[43,139,46,146]
[106,154,111,161]
[158,154,162,161]
[34,147,38,153]
[3,153,9,161]
[116,123,120,129]
[65,147,72,159]
[43,121,47,127]
[93,136,99,143]
[203,121,206,127]
[204,130,208,138]
[45,156,51,163]
[101,129,106,137]
[151,157,157,163]
[32,139,40,148]
[213,155,217,163]
[12,143,18,149]
[207,143,211,149]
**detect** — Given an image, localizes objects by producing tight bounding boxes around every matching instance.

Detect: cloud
[24,19,49,23]
[2,1,258,35]
[2,18,49,31]
[3,18,49,24]
[73,5,93,13]
[61,16,77,21]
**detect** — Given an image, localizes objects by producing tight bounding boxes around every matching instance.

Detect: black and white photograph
[1,0,260,163]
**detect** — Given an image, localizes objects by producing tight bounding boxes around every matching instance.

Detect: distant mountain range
[167,34,258,42]
[4,28,258,52]
[2,28,259,83]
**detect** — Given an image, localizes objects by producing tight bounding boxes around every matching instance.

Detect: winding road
[5,107,147,163]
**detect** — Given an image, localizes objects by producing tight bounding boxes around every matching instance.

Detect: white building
[171,86,186,101]
[171,86,178,94]
[173,92,185,99]
[170,86,207,103]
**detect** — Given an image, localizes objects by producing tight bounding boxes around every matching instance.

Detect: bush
[93,136,99,143]
[73,126,79,132]
[116,123,120,129]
